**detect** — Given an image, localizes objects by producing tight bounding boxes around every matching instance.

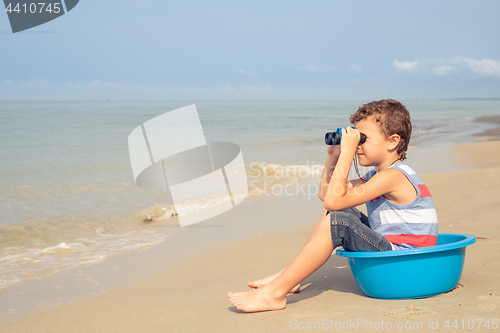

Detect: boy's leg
[248,208,388,291]
[228,208,392,312]
[248,209,329,291]
[228,212,334,312]
[330,208,393,251]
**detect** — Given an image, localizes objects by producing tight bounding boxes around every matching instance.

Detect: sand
[474,115,500,141]
[2,139,500,332]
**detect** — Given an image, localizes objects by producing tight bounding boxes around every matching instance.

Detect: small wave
[240,139,317,148]
[133,204,178,224]
[245,161,324,197]
[0,215,168,291]
[131,161,325,223]
[0,161,326,291]
[247,161,324,179]
[131,160,374,223]
[3,182,109,199]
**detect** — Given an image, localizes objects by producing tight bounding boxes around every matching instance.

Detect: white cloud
[432,65,453,76]
[350,64,363,72]
[234,69,258,76]
[455,57,500,77]
[301,65,322,72]
[2,77,55,89]
[393,60,419,71]
[393,57,500,78]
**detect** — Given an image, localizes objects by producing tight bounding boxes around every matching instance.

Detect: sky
[1,0,499,100]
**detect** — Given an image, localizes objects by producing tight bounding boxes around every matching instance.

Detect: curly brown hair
[350,99,412,160]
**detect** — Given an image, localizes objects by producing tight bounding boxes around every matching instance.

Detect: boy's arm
[320,167,365,202]
[347,177,366,189]
[319,156,337,202]
[323,127,398,211]
[324,169,401,210]
[319,142,366,202]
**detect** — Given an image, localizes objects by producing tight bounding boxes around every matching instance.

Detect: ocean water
[0,100,499,291]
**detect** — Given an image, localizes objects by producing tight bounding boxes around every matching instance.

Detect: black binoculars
[325,127,367,145]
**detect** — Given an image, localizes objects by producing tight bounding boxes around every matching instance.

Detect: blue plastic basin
[335,234,476,299]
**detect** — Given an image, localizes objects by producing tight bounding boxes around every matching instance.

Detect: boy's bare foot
[247,272,279,288]
[228,284,286,313]
[248,273,300,293]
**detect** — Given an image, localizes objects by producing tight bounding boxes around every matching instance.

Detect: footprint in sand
[478,261,500,277]
[384,304,437,319]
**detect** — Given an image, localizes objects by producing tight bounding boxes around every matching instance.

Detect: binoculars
[325,127,367,145]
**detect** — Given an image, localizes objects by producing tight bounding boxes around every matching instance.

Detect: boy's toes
[229,297,242,307]
[228,292,241,304]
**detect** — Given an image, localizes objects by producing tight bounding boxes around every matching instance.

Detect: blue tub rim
[336,233,476,258]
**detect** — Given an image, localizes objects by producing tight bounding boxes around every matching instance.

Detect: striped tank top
[365,162,438,250]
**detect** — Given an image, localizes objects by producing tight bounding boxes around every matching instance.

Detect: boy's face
[353,117,391,167]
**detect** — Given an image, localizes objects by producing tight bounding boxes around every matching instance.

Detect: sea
[1,100,499,293]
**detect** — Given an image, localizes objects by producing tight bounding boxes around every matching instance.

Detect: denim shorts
[329,208,393,252]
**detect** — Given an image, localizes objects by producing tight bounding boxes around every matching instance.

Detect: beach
[0,114,499,332]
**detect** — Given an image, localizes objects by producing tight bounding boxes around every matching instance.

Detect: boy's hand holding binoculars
[339,127,361,155]
[325,126,362,159]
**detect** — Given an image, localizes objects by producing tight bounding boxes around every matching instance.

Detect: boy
[228,99,438,312]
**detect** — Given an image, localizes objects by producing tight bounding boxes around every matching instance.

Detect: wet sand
[475,114,500,141]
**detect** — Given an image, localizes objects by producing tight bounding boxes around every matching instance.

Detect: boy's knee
[329,209,358,225]
[343,207,361,218]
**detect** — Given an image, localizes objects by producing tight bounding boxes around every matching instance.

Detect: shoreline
[0,178,326,323]
[474,114,500,141]
[1,113,500,330]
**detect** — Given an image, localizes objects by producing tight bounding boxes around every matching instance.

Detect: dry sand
[2,140,500,332]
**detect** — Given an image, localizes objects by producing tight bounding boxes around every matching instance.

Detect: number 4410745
[444,319,498,330]
[5,2,62,14]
